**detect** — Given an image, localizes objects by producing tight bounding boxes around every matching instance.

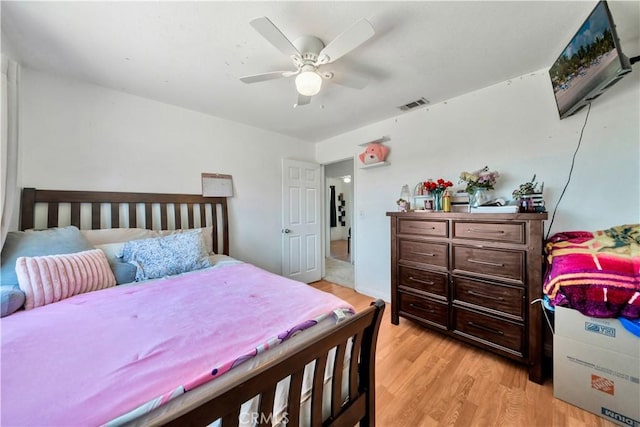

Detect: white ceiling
[2,1,639,143]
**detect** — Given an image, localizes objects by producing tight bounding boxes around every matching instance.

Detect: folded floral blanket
[543,224,640,319]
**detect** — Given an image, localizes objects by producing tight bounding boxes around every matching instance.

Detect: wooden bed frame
[20,187,230,255]
[19,187,385,427]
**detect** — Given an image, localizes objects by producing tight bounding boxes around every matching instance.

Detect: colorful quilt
[543,224,640,319]
[0,263,354,426]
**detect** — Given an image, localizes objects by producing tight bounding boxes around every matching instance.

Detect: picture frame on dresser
[386,211,548,383]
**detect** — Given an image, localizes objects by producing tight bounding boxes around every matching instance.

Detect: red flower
[424,178,453,193]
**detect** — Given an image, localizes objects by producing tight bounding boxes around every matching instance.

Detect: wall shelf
[358,136,390,147]
[359,161,389,169]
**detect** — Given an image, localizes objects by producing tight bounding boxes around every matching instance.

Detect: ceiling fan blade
[318,19,374,64]
[328,71,369,90]
[296,93,311,106]
[240,71,294,84]
[250,17,300,57]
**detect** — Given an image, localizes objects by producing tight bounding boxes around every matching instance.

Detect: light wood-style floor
[330,239,350,263]
[310,280,616,427]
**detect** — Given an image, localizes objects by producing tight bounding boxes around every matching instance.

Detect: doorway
[324,159,354,288]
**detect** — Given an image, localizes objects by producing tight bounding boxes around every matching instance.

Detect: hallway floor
[325,239,353,288]
[330,239,350,263]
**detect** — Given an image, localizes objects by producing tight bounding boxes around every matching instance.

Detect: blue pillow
[109,260,137,285]
[1,286,26,317]
[121,230,210,281]
[1,226,94,287]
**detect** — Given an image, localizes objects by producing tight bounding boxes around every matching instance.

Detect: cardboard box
[553,306,640,426]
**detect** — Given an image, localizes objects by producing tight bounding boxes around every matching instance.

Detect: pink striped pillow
[16,249,116,310]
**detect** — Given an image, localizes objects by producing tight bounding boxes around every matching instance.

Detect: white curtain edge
[1,54,20,248]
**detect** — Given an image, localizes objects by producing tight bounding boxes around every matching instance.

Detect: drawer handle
[467,321,504,335]
[409,225,436,230]
[409,303,436,314]
[409,276,435,286]
[410,251,436,257]
[467,258,504,267]
[467,290,504,301]
[467,228,505,234]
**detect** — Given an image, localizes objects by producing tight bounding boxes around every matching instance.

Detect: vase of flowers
[469,187,492,208]
[459,166,500,208]
[424,178,453,211]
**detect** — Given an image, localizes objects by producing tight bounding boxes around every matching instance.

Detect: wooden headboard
[20,188,230,255]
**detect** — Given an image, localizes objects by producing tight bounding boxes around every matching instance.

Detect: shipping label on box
[555,306,640,358]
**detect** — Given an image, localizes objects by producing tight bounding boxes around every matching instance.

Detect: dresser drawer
[398,219,448,237]
[399,293,448,328]
[452,246,524,284]
[452,277,524,320]
[399,240,448,269]
[452,221,524,244]
[453,307,524,355]
[399,266,448,299]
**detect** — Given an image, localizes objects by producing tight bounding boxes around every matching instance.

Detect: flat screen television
[549,1,632,119]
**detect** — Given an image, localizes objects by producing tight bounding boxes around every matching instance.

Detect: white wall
[1,30,21,62]
[316,68,640,301]
[12,63,640,301]
[18,69,315,273]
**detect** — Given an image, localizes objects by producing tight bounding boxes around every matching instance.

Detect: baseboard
[353,285,390,303]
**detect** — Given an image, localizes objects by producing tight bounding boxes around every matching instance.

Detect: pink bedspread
[0,263,353,426]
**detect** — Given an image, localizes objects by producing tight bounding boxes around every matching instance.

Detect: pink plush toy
[358,143,389,165]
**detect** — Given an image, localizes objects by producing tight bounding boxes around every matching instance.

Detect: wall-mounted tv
[549,1,632,119]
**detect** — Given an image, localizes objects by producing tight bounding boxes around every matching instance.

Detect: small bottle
[400,185,411,201]
[399,185,411,212]
[442,190,452,212]
[525,197,535,213]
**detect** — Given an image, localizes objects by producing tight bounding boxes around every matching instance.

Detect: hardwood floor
[310,280,617,427]
[330,239,350,263]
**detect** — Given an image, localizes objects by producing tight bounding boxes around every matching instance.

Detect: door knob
[282,228,292,234]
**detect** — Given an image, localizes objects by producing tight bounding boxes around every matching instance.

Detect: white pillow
[94,242,126,264]
[80,228,159,246]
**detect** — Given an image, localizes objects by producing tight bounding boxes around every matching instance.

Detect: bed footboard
[132,300,385,427]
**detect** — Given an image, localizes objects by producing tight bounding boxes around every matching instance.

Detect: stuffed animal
[359,143,389,165]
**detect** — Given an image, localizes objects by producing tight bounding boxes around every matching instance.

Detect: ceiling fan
[240,17,375,106]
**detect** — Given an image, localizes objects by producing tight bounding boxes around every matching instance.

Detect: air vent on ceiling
[398,97,429,111]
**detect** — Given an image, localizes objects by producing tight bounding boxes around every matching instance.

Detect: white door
[282,159,322,283]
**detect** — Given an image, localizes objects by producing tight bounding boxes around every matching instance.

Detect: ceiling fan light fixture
[295,69,322,96]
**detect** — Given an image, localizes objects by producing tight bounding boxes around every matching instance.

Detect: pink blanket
[543,224,640,319]
[0,263,353,426]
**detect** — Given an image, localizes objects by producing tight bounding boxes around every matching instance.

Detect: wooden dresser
[387,211,548,383]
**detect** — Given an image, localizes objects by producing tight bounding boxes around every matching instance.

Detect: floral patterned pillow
[120,230,210,281]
